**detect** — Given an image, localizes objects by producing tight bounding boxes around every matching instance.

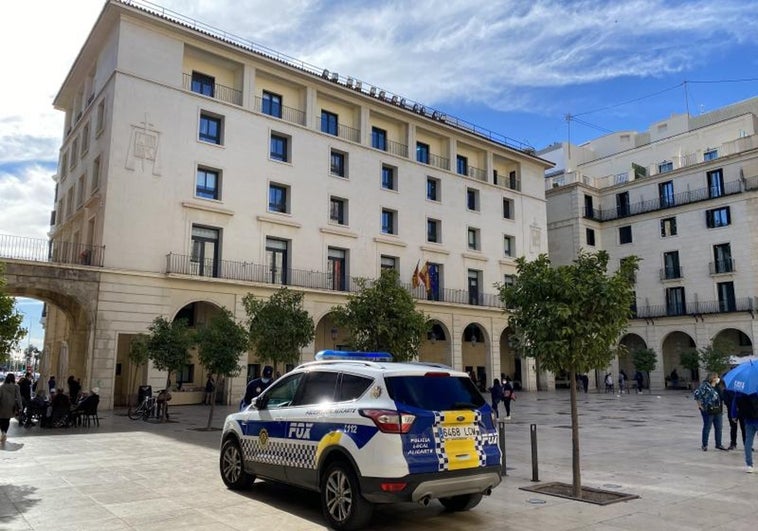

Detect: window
[456,155,468,176]
[337,373,373,401]
[196,167,220,200]
[191,71,215,97]
[416,142,430,164]
[658,160,673,173]
[77,174,85,206]
[707,169,724,198]
[427,177,440,201]
[60,152,69,179]
[467,228,480,251]
[467,269,481,306]
[381,208,396,235]
[427,218,440,243]
[264,373,305,408]
[619,225,632,244]
[177,364,195,387]
[426,263,442,301]
[666,287,686,316]
[268,183,289,213]
[330,150,346,177]
[81,122,90,156]
[620,256,637,284]
[380,255,397,271]
[663,251,681,279]
[508,170,519,191]
[704,149,718,162]
[659,181,674,208]
[262,90,282,118]
[265,237,289,285]
[586,228,595,246]
[96,100,105,133]
[295,371,339,406]
[660,217,677,237]
[371,127,387,150]
[91,156,101,192]
[584,194,594,219]
[503,198,514,220]
[328,247,347,291]
[70,138,79,168]
[466,188,479,211]
[713,243,733,273]
[270,133,289,162]
[706,206,731,228]
[381,165,396,190]
[330,196,347,225]
[616,191,630,217]
[718,281,736,312]
[503,235,514,257]
[503,274,515,287]
[199,113,222,144]
[321,110,338,135]
[191,225,220,277]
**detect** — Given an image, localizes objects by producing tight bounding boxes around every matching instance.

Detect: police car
[219,351,502,530]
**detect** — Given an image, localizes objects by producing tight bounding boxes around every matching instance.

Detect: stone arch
[498,327,521,388]
[461,322,490,391]
[661,331,696,384]
[619,333,647,381]
[314,311,343,354]
[713,327,753,359]
[419,319,451,365]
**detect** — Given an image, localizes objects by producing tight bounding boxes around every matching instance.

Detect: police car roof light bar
[315,350,394,362]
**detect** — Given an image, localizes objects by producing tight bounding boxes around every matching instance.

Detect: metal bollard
[530,423,539,482]
[498,419,507,476]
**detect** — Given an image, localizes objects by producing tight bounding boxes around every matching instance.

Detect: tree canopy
[244,288,315,371]
[0,263,26,364]
[330,268,428,362]
[696,337,734,376]
[632,348,657,393]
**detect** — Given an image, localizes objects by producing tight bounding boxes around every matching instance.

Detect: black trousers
[730,416,746,446]
[0,418,10,433]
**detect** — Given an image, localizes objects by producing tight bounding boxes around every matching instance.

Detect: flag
[411,260,420,288]
[419,261,431,292]
[427,263,438,298]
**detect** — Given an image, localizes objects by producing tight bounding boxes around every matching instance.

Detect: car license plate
[440,425,478,439]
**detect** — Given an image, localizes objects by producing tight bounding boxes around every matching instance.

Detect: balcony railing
[316,118,361,143]
[422,152,450,171]
[634,297,754,319]
[254,97,306,125]
[386,139,409,158]
[583,179,742,221]
[465,165,487,182]
[709,259,736,275]
[165,253,504,308]
[182,73,242,106]
[659,266,684,281]
[0,234,104,267]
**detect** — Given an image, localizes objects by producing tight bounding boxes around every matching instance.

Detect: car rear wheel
[320,461,373,531]
[220,438,255,490]
[439,492,483,512]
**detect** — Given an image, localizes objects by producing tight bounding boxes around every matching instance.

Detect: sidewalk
[1,391,756,530]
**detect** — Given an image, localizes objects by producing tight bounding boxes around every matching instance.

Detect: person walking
[67,376,82,403]
[489,379,503,419]
[604,373,614,393]
[693,373,728,451]
[0,373,24,443]
[730,391,758,473]
[618,370,627,394]
[721,384,746,450]
[47,375,56,395]
[502,377,516,420]
[241,366,275,410]
[634,370,644,394]
[203,375,215,405]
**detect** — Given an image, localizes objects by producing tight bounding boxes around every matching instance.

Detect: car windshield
[385,375,485,411]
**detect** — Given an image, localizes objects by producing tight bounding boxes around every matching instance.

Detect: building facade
[42,0,553,408]
[541,98,758,390]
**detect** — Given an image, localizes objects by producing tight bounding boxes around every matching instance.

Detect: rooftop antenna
[565,113,572,161]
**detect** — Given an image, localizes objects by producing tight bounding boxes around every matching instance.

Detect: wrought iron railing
[466,165,488,182]
[709,259,736,275]
[182,73,242,106]
[165,253,504,308]
[425,153,450,171]
[386,139,409,158]
[317,118,361,143]
[0,234,104,267]
[254,97,306,125]
[634,297,754,318]
[659,266,684,281]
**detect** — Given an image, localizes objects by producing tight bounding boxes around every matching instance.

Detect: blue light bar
[315,350,394,362]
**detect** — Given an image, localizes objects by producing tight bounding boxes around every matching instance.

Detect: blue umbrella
[723,360,758,395]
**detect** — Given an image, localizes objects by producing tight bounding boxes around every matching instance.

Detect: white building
[41,0,553,408]
[541,97,758,390]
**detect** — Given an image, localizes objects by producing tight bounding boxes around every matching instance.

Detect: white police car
[219,351,502,529]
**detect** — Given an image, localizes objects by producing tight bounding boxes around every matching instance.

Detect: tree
[679,350,700,384]
[330,269,428,362]
[498,251,638,498]
[697,337,734,376]
[244,288,315,372]
[631,348,657,394]
[127,334,150,406]
[0,263,26,365]
[195,308,247,429]
[144,316,193,422]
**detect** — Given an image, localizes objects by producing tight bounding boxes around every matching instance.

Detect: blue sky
[1,0,757,355]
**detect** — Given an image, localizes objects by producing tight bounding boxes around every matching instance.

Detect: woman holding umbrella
[723,360,758,473]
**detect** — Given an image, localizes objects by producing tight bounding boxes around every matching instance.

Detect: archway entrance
[618,333,647,383]
[462,323,488,392]
[419,320,451,365]
[662,331,696,386]
[499,327,521,389]
[713,328,753,360]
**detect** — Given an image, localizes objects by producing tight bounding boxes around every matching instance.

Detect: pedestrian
[618,370,627,394]
[204,375,215,405]
[604,373,614,393]
[634,370,644,393]
[730,391,758,473]
[489,379,503,419]
[581,374,589,393]
[48,375,56,395]
[670,369,680,389]
[156,388,172,420]
[502,377,516,420]
[693,373,728,451]
[0,373,24,444]
[241,366,274,410]
[722,385,745,450]
[67,375,82,403]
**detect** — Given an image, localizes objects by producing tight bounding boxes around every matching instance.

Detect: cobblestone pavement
[1,390,757,530]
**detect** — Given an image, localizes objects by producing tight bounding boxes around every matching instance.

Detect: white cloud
[0,163,56,241]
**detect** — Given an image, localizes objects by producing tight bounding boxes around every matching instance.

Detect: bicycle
[128,393,156,420]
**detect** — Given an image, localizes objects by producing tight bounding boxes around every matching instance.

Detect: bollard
[530,423,539,482]
[498,419,507,476]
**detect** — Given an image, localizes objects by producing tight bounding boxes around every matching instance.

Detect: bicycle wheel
[127,403,143,420]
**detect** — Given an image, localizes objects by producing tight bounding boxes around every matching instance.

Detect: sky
[1,0,757,355]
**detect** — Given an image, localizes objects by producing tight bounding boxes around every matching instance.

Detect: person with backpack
[729,391,758,473]
[489,379,503,419]
[502,377,516,420]
[693,373,728,451]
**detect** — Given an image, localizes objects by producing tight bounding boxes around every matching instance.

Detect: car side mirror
[254,395,267,410]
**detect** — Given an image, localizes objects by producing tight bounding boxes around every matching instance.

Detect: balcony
[464,165,487,182]
[316,117,360,143]
[182,73,242,106]
[165,253,504,308]
[384,139,409,158]
[419,152,450,171]
[660,266,684,281]
[0,233,104,267]
[634,297,754,319]
[254,96,306,125]
[710,259,736,275]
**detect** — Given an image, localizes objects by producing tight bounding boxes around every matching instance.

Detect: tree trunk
[206,372,217,430]
[569,369,582,498]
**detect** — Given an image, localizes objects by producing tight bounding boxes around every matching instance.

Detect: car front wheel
[439,492,483,512]
[220,438,255,490]
[320,461,373,531]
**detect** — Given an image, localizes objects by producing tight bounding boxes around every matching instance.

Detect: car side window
[292,371,338,406]
[337,373,373,401]
[265,373,305,408]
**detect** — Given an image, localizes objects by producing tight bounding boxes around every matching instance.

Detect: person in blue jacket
[240,366,274,410]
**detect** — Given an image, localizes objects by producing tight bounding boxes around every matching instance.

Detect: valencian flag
[418,261,430,291]
[411,260,421,288]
